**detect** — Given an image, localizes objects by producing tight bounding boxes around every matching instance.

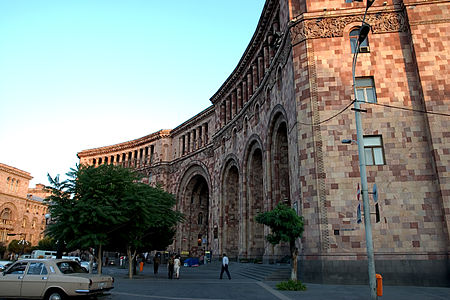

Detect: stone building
[78,0,449,285]
[0,163,50,247]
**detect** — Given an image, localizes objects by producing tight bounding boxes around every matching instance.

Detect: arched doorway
[177,166,210,257]
[246,142,264,259]
[222,162,239,259]
[271,116,291,206]
[268,109,291,259]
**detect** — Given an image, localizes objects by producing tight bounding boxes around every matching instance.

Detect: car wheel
[45,290,65,300]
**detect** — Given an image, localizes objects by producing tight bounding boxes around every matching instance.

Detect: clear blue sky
[0,0,265,186]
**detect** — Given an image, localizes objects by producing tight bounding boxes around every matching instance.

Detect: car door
[0,261,28,297]
[20,262,49,298]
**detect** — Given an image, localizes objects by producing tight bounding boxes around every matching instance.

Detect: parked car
[0,259,113,299]
[80,260,98,272]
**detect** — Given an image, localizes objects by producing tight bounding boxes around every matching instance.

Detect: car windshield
[57,261,87,274]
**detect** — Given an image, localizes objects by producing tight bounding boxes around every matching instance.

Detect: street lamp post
[351,1,377,299]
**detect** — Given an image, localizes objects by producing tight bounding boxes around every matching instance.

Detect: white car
[80,261,98,272]
[0,259,113,299]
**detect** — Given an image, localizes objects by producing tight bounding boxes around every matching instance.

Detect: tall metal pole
[352,2,377,298]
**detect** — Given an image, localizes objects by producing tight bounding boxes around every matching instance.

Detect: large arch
[176,163,211,256]
[268,105,291,208]
[267,105,291,259]
[243,135,265,260]
[220,157,240,259]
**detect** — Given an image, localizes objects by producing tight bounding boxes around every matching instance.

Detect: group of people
[152,253,181,279]
[151,252,231,280]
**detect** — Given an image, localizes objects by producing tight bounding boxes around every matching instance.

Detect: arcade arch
[243,137,265,259]
[268,108,291,208]
[177,165,210,257]
[221,158,240,258]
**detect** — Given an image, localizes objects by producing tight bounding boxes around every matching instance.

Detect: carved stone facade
[78,0,449,286]
[0,163,50,248]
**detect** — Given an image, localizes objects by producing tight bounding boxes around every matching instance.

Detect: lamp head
[367,0,376,9]
[341,139,353,144]
[358,23,371,44]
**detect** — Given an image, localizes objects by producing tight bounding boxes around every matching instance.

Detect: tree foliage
[45,164,183,277]
[255,203,304,280]
[7,239,32,254]
[37,237,56,251]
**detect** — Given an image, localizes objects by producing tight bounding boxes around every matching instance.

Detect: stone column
[220,102,225,127]
[242,81,248,104]
[225,96,231,124]
[247,72,253,100]
[268,34,275,61]
[231,90,237,118]
[252,64,258,93]
[264,43,270,70]
[203,123,208,144]
[236,86,242,112]
[258,55,264,85]
[198,126,203,148]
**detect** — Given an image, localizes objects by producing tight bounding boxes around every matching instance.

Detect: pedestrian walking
[174,255,181,279]
[153,253,160,275]
[168,255,175,279]
[219,253,231,280]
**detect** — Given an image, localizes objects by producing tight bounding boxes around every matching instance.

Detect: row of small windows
[92,145,155,167]
[6,177,19,192]
[180,123,209,156]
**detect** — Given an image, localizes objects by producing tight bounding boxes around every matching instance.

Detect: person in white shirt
[174,255,181,279]
[220,253,231,280]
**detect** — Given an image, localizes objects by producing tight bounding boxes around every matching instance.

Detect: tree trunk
[127,246,136,279]
[290,240,298,281]
[97,244,102,274]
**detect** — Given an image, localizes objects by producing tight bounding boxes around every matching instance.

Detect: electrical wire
[358,101,450,117]
[298,100,355,126]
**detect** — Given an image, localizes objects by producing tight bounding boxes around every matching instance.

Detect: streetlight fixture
[350,1,377,299]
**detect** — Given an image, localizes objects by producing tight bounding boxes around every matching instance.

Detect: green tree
[109,183,182,279]
[255,203,304,281]
[7,239,32,256]
[37,237,56,251]
[45,164,182,277]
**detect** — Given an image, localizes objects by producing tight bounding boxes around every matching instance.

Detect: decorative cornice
[0,163,32,180]
[291,8,408,45]
[209,0,279,105]
[77,129,172,158]
[170,105,215,136]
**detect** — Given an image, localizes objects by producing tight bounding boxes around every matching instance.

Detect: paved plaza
[99,262,450,300]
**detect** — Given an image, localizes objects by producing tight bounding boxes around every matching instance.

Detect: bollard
[139,261,144,272]
[376,273,383,296]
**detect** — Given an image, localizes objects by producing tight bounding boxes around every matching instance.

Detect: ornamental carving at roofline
[290,10,407,45]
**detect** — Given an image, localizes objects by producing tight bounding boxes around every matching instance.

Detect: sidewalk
[101,262,450,300]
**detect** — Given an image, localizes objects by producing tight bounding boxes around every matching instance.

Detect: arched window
[1,208,11,224]
[198,213,203,225]
[350,28,369,53]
